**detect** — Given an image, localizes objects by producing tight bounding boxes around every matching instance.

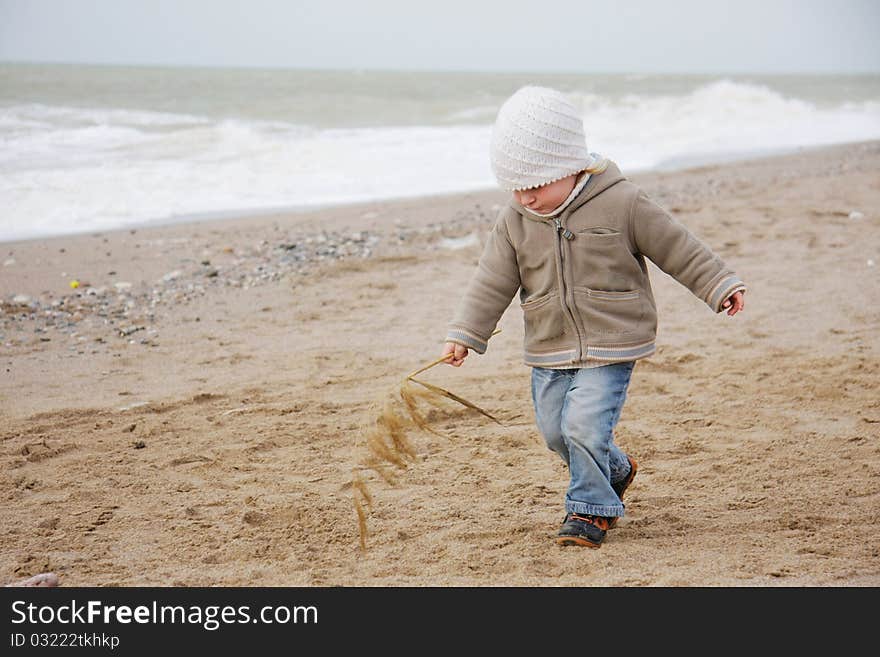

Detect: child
[441,86,746,548]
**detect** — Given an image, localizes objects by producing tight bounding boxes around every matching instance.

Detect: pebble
[849,211,864,220]
[3,258,14,266]
[118,401,149,411]
[2,207,492,350]
[440,233,480,250]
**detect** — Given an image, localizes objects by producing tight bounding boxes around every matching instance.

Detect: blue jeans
[530,361,636,517]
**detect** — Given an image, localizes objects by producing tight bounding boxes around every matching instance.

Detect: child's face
[513,173,578,214]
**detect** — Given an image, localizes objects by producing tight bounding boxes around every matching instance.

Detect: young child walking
[441,86,746,548]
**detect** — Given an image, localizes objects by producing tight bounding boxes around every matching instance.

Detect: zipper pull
[554,218,574,240]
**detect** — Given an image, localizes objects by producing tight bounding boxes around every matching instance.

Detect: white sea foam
[0,105,492,241]
[571,80,880,170]
[1,78,879,242]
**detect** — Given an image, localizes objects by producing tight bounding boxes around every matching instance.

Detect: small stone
[848,211,864,220]
[37,517,60,530]
[3,258,14,266]
[12,294,31,304]
[868,259,875,267]
[114,282,132,291]
[133,440,146,449]
[440,233,480,250]
[242,511,269,525]
[162,270,181,283]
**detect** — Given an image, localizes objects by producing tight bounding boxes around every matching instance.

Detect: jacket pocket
[573,287,646,337]
[520,292,566,346]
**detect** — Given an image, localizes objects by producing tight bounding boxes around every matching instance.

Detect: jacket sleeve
[629,190,747,313]
[445,213,521,353]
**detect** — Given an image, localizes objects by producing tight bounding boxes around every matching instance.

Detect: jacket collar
[512,161,627,222]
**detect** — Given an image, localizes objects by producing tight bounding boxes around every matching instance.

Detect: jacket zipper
[552,217,583,363]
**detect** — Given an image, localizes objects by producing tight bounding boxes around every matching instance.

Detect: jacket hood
[512,160,627,221]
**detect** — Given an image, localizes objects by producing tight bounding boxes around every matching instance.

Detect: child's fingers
[723,291,745,315]
[727,297,743,315]
[441,342,468,366]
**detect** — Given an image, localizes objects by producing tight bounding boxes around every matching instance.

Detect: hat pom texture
[490,86,590,191]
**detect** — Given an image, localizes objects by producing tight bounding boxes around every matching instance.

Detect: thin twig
[405,328,502,379]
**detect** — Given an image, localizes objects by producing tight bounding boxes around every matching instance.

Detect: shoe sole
[608,455,638,529]
[556,536,602,548]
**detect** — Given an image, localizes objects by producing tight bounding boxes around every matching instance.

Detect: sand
[1,141,878,586]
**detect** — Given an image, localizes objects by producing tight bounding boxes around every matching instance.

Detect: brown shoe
[556,513,612,548]
[608,455,638,529]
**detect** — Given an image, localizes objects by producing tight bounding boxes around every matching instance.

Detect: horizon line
[2,58,878,77]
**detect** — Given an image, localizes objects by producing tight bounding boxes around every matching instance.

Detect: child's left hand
[721,290,745,316]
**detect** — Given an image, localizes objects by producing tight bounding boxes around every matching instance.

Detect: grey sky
[1,0,878,73]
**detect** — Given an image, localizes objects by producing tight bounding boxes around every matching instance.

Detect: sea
[2,63,879,243]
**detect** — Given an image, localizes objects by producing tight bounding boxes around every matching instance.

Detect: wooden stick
[406,353,453,379]
[405,328,502,380]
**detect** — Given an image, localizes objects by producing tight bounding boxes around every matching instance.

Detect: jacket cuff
[705,275,747,313]
[445,327,489,354]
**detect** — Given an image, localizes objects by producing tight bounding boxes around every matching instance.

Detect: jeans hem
[565,501,625,518]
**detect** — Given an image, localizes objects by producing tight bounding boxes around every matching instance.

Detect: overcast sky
[1,0,878,74]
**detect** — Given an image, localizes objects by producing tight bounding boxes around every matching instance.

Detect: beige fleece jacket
[445,161,747,368]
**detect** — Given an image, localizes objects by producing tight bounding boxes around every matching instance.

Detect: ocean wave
[1,79,879,241]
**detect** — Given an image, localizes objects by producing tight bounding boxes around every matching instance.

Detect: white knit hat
[490,85,590,191]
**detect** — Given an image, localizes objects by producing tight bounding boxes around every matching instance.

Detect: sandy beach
[2,141,878,586]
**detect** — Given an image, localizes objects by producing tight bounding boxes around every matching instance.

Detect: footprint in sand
[84,507,117,533]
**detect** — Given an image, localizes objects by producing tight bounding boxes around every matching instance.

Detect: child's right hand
[442,342,469,367]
